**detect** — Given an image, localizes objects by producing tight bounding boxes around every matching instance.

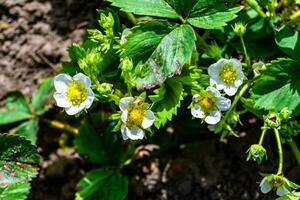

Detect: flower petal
[206,86,221,98]
[205,110,221,124]
[234,77,243,88]
[124,127,144,140]
[119,97,134,111]
[65,104,85,115]
[121,125,129,140]
[121,110,128,123]
[191,104,205,119]
[83,88,94,109]
[259,177,272,194]
[224,85,238,96]
[142,110,155,129]
[73,73,91,88]
[217,97,231,111]
[53,92,72,108]
[54,74,71,92]
[276,185,289,196]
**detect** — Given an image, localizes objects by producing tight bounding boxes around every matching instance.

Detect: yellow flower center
[219,64,237,84]
[200,97,214,112]
[195,92,217,113]
[127,108,144,128]
[271,176,284,188]
[66,81,87,106]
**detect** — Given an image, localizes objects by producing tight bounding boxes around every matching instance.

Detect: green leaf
[121,20,177,64]
[0,182,32,200]
[108,0,180,19]
[76,169,128,200]
[68,43,86,61]
[275,26,300,61]
[11,120,39,145]
[135,24,196,89]
[153,79,184,128]
[75,121,109,165]
[0,134,39,200]
[251,58,300,115]
[276,192,300,200]
[186,0,242,29]
[32,78,54,115]
[0,92,32,125]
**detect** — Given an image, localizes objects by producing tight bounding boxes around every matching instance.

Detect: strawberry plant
[1,0,300,199]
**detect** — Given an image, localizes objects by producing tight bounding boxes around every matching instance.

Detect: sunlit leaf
[0,92,32,125]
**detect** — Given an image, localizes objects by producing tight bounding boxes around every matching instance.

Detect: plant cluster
[1,0,300,199]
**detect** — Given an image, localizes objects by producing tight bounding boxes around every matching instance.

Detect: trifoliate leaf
[121,20,177,64]
[186,0,242,29]
[32,78,54,115]
[135,24,196,90]
[153,79,184,128]
[0,134,39,200]
[108,0,180,19]
[251,58,300,115]
[0,92,32,125]
[275,26,300,62]
[76,169,128,200]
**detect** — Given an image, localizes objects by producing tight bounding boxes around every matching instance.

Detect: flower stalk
[274,128,283,175]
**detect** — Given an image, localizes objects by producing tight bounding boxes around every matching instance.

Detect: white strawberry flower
[191,87,231,125]
[208,58,244,96]
[53,73,94,115]
[119,97,155,140]
[259,176,290,196]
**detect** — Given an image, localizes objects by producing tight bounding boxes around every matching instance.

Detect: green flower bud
[246,144,267,164]
[280,107,292,121]
[252,61,266,76]
[264,112,281,128]
[232,22,247,37]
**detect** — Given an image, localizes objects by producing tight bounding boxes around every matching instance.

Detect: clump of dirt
[0,0,102,97]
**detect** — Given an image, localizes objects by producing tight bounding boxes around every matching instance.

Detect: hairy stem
[274,128,283,175]
[258,127,267,145]
[288,139,300,166]
[223,80,252,122]
[41,118,79,134]
[240,36,251,67]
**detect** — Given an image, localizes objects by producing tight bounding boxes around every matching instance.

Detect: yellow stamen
[219,64,237,84]
[127,108,144,128]
[195,92,217,113]
[66,81,87,106]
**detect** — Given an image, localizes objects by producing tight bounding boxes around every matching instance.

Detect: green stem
[258,127,267,145]
[223,80,252,122]
[287,139,300,166]
[274,128,283,175]
[240,36,251,67]
[179,16,186,24]
[246,0,267,18]
[125,12,137,25]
